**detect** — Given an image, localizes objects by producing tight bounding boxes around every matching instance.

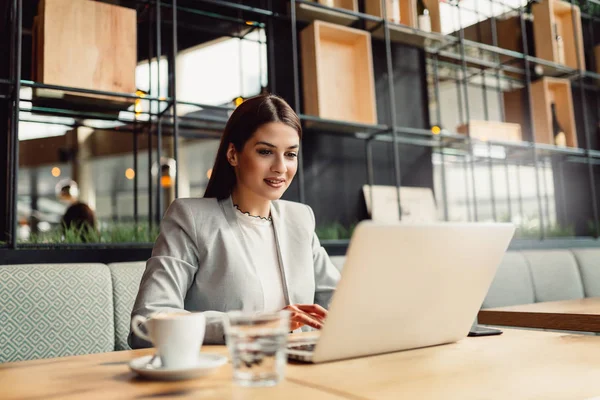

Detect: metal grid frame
[2,0,600,249]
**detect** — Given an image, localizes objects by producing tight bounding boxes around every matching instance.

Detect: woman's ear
[226,143,238,167]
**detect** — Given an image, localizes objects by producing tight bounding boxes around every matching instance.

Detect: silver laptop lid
[312,222,515,363]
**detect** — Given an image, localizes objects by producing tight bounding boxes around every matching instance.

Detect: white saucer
[129,354,228,381]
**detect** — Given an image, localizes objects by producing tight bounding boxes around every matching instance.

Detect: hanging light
[151,157,177,189]
[233,96,244,107]
[125,168,135,180]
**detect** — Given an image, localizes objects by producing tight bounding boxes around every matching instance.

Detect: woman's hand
[283,304,328,331]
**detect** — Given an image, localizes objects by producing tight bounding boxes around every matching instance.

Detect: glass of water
[224,310,290,387]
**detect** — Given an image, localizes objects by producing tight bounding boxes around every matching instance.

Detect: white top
[235,208,287,312]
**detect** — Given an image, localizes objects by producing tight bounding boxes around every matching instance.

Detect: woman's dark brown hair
[204,94,302,200]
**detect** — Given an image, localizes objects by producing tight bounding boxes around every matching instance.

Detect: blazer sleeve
[306,205,341,309]
[128,199,226,348]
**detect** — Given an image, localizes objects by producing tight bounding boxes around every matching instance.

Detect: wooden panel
[530,78,552,145]
[18,131,74,167]
[479,297,600,332]
[456,120,522,143]
[547,78,577,147]
[532,0,585,70]
[532,0,554,63]
[503,89,530,141]
[7,330,600,399]
[523,77,578,147]
[300,23,320,121]
[316,0,358,11]
[400,0,416,28]
[285,330,600,399]
[296,3,358,25]
[462,15,522,62]
[336,0,358,11]
[555,2,585,69]
[595,44,600,74]
[300,21,377,125]
[365,0,401,24]
[18,129,161,167]
[365,0,440,32]
[423,0,441,33]
[36,0,136,102]
[0,346,346,400]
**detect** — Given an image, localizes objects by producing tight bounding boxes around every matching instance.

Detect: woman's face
[228,122,299,201]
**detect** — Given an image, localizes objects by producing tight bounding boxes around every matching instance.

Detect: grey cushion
[0,263,114,363]
[571,249,600,297]
[522,250,585,302]
[107,262,146,351]
[329,256,345,273]
[482,252,535,309]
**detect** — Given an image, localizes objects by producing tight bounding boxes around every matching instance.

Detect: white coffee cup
[131,312,206,369]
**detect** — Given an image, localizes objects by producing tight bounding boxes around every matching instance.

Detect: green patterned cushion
[0,263,114,363]
[108,262,146,351]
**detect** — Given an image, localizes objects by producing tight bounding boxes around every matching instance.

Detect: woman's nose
[271,155,287,173]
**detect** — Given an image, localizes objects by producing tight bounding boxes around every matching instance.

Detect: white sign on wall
[362,185,438,223]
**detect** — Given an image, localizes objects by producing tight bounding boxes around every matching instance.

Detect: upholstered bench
[0,263,115,363]
[0,262,145,363]
[2,248,600,362]
[331,249,600,308]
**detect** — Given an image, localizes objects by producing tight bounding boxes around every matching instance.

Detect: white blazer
[129,196,341,347]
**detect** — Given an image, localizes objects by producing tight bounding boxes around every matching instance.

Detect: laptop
[287,221,515,363]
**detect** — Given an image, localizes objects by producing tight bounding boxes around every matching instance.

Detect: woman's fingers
[290,311,323,329]
[282,304,328,330]
[295,304,328,319]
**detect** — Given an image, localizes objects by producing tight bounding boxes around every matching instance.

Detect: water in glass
[225,310,290,387]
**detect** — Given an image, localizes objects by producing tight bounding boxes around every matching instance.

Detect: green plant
[497,214,575,239]
[23,222,160,245]
[514,222,575,239]
[587,220,600,238]
[316,222,357,241]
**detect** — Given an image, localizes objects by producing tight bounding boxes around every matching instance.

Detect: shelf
[300,114,389,137]
[439,38,579,82]
[294,0,361,26]
[300,20,377,126]
[32,0,137,107]
[371,22,454,51]
[532,0,586,71]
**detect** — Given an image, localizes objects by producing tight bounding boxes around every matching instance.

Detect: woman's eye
[286,152,298,158]
[258,149,272,155]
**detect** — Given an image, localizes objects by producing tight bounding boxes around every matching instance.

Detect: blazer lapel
[219,197,246,247]
[270,202,293,305]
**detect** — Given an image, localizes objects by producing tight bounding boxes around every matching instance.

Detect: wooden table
[3,329,600,399]
[478,297,600,332]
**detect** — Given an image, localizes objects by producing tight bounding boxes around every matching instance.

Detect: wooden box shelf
[31,0,137,109]
[532,0,585,70]
[300,20,377,125]
[461,13,525,62]
[504,77,577,148]
[295,0,359,26]
[456,120,522,143]
[364,0,441,33]
[314,0,357,10]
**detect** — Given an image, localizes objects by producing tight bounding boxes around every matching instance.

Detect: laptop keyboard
[288,343,316,352]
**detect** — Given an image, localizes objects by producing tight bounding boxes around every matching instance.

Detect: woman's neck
[231,187,271,219]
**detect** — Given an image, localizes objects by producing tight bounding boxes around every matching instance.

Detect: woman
[61,202,97,242]
[129,94,341,347]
